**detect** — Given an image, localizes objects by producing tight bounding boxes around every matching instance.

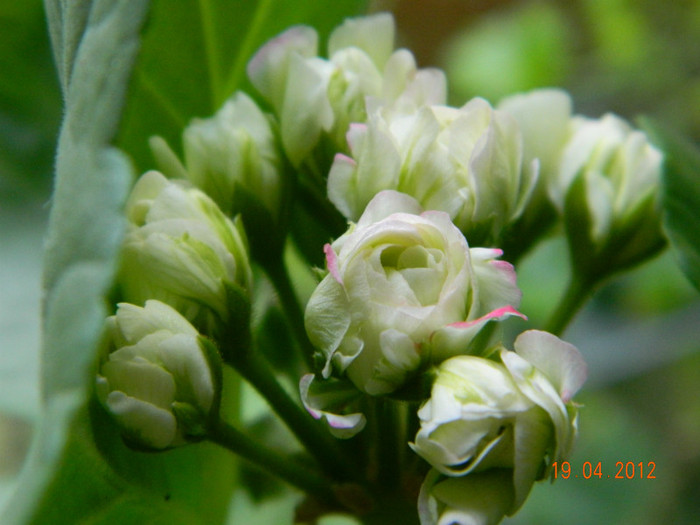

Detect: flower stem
[231,349,358,482]
[264,257,316,369]
[377,399,401,488]
[209,419,335,502]
[543,274,596,336]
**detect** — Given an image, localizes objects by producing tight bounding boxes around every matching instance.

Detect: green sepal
[218,280,253,364]
[563,171,597,279]
[171,402,208,440]
[197,335,224,427]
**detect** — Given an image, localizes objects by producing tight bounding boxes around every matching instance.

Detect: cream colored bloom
[412,330,586,524]
[97,300,221,450]
[305,191,522,395]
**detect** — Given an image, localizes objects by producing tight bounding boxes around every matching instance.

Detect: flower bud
[180,92,284,219]
[494,89,573,258]
[411,330,586,521]
[554,113,665,274]
[247,13,446,169]
[327,98,537,247]
[119,170,252,336]
[304,190,523,396]
[96,300,222,450]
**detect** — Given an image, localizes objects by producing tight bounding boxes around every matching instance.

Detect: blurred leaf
[442,2,571,103]
[642,118,700,293]
[3,1,233,523]
[117,0,367,172]
[0,0,61,198]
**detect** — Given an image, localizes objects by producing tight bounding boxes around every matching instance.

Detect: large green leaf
[117,0,368,172]
[4,1,368,523]
[642,118,700,293]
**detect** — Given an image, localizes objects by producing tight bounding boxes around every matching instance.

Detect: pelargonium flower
[327,97,538,247]
[96,300,222,450]
[412,330,587,524]
[119,171,252,336]
[304,190,523,396]
[247,12,446,169]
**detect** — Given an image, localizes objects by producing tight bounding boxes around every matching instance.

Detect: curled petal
[513,330,587,403]
[299,374,366,439]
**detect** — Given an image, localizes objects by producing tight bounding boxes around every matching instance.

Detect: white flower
[412,330,587,523]
[247,13,446,168]
[119,171,252,335]
[96,300,221,450]
[327,98,537,246]
[304,190,523,395]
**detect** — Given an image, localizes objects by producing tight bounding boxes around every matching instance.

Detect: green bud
[119,170,252,336]
[96,300,222,450]
[556,114,665,276]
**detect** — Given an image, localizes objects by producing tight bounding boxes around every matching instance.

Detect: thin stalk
[264,258,316,369]
[543,274,595,336]
[231,349,358,482]
[209,419,334,502]
[377,399,401,488]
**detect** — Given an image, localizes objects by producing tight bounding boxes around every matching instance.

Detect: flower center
[379,244,445,306]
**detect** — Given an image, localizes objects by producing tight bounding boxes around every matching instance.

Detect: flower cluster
[247,12,446,170]
[94,11,666,525]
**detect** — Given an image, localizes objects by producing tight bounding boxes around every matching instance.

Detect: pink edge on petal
[324,243,343,285]
[448,306,527,329]
[561,389,573,404]
[490,259,518,285]
[334,152,357,167]
[298,374,322,420]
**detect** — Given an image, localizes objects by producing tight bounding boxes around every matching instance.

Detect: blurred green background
[2,0,699,522]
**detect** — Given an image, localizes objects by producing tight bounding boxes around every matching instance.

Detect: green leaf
[4,2,231,523]
[117,0,368,172]
[642,118,700,293]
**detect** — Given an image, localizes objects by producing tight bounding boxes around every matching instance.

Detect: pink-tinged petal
[333,152,357,167]
[324,243,343,285]
[448,305,526,329]
[430,306,526,363]
[491,259,518,286]
[299,374,366,439]
[247,26,318,106]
